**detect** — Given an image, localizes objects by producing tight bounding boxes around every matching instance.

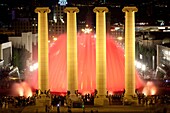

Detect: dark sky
[0,0,169,7]
[0,0,170,26]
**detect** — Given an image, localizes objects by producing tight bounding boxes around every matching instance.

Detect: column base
[66,94,83,108]
[123,94,138,105]
[36,94,51,107]
[94,97,109,106]
[70,94,80,102]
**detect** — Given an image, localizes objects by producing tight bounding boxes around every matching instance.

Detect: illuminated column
[35,7,51,92]
[93,7,109,106]
[64,7,79,98]
[122,6,138,103]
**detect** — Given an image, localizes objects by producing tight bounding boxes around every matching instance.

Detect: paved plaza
[1,105,169,113]
[21,105,170,113]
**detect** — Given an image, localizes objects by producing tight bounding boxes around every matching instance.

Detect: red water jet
[27,33,143,93]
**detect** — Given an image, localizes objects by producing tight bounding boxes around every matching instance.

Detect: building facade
[0,42,12,66]
[9,32,38,67]
[157,43,170,78]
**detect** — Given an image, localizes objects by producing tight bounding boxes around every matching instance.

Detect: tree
[11,46,31,71]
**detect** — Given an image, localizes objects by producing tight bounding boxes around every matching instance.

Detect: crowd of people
[0,90,170,111]
[0,95,36,109]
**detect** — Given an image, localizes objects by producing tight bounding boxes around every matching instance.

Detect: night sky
[0,0,170,26]
[0,0,169,6]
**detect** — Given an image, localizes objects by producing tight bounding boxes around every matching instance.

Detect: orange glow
[142,81,157,96]
[110,29,115,31]
[11,82,32,98]
[82,91,91,95]
[117,36,123,40]
[18,86,24,96]
[108,91,113,95]
[151,88,156,95]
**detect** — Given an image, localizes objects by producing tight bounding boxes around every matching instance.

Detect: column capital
[64,7,79,13]
[35,7,51,13]
[122,6,138,12]
[93,7,109,13]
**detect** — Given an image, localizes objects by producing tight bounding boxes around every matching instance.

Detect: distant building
[0,34,12,66]
[49,3,66,38]
[11,18,37,36]
[11,1,67,38]
[0,28,15,36]
[9,32,38,67]
[135,28,170,71]
[157,38,170,78]
[0,42,12,67]
[136,32,163,48]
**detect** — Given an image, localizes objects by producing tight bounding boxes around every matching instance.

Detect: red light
[142,81,157,96]
[26,33,143,94]
[11,82,32,97]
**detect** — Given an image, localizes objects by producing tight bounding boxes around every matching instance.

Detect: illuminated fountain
[24,6,144,96]
[142,81,157,96]
[27,31,143,94]
[11,82,32,98]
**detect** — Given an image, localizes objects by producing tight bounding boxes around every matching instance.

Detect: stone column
[93,7,109,106]
[35,7,50,92]
[64,7,79,101]
[35,7,51,107]
[122,6,138,104]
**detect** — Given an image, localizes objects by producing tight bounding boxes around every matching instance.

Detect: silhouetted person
[163,107,167,113]
[36,89,38,95]
[67,91,71,95]
[57,103,60,113]
[68,107,72,113]
[123,89,125,95]
[45,105,48,112]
